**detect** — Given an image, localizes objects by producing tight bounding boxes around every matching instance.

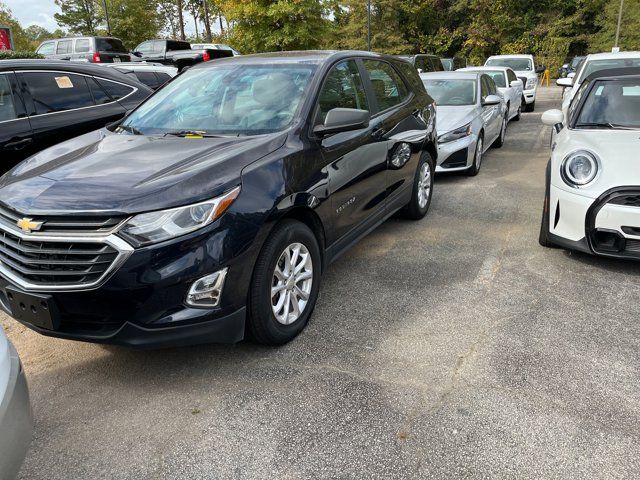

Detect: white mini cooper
[539,67,640,260]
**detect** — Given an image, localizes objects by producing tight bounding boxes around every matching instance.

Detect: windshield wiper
[576,122,639,130]
[163,130,222,138]
[116,124,144,135]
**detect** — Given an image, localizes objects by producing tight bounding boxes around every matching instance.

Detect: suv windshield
[96,38,127,52]
[486,58,532,71]
[575,78,640,129]
[423,79,476,106]
[121,63,316,136]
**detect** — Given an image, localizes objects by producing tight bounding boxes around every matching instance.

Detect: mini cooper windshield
[575,78,640,130]
[120,63,316,136]
[423,79,476,106]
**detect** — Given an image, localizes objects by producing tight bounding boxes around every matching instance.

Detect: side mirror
[131,51,142,57]
[562,63,569,69]
[535,65,546,74]
[567,72,576,79]
[510,80,522,88]
[556,77,573,87]
[482,94,501,106]
[417,68,423,74]
[541,109,564,127]
[314,108,370,136]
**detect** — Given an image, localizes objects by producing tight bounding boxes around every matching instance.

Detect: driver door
[314,59,389,245]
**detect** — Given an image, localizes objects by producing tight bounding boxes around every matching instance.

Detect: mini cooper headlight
[438,123,472,144]
[561,151,599,187]
[119,186,240,246]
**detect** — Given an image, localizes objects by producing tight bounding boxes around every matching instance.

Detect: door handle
[5,138,33,150]
[371,127,386,139]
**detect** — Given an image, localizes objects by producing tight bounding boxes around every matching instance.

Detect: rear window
[96,38,127,53]
[135,72,162,89]
[167,41,190,51]
[96,78,135,100]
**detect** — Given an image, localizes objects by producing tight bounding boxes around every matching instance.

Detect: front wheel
[404,152,434,219]
[248,220,322,345]
[466,134,483,176]
[525,100,536,112]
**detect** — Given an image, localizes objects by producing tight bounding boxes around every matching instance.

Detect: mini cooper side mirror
[482,94,501,106]
[541,109,564,128]
[314,108,370,136]
[556,77,573,88]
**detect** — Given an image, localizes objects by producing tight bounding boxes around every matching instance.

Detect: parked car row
[36,36,238,71]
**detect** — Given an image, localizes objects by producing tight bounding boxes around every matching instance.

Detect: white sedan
[539,67,640,259]
[0,325,32,478]
[459,66,523,121]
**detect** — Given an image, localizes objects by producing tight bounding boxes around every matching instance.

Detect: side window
[36,42,55,55]
[153,41,166,53]
[416,57,429,73]
[88,77,112,104]
[430,57,444,72]
[480,76,489,99]
[487,76,497,95]
[136,42,152,54]
[155,72,172,85]
[507,69,517,84]
[315,60,369,125]
[75,38,90,53]
[56,40,72,55]
[135,71,161,89]
[0,75,17,122]
[96,78,135,100]
[363,60,409,111]
[22,72,95,114]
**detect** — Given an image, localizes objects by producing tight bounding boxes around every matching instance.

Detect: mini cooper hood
[553,129,640,194]
[0,129,287,215]
[436,105,476,135]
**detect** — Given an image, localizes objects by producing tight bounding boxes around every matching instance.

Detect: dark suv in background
[0,51,437,348]
[0,60,152,172]
[398,54,445,73]
[36,36,131,63]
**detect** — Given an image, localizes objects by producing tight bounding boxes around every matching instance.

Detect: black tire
[539,162,558,248]
[525,100,536,112]
[492,115,507,148]
[466,133,483,177]
[247,220,322,345]
[404,151,434,219]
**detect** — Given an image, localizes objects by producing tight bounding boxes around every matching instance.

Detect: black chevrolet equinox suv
[0,51,437,347]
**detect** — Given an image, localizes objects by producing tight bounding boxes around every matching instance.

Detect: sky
[5,0,199,35]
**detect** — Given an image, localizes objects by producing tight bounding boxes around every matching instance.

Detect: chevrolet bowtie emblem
[16,217,43,233]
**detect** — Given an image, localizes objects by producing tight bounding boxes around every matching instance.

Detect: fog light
[186,268,228,307]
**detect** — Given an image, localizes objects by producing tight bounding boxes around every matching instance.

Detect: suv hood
[0,129,286,215]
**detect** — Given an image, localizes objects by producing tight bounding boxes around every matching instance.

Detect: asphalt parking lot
[3,86,640,479]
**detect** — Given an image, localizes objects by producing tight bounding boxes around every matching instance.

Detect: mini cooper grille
[609,195,640,208]
[0,203,125,234]
[0,229,119,286]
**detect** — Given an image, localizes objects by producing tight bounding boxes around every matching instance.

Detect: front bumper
[0,341,33,479]
[0,214,260,347]
[435,134,476,173]
[549,184,640,260]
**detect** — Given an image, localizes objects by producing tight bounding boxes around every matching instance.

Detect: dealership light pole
[102,0,111,35]
[614,0,624,48]
[367,0,371,51]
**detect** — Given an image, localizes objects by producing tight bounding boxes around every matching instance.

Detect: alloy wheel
[476,137,483,168]
[417,162,432,209]
[271,242,313,325]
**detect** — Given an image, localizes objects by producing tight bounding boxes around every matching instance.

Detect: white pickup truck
[485,54,544,112]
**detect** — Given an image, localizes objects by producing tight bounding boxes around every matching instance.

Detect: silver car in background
[0,326,32,479]
[458,66,524,121]
[421,71,507,176]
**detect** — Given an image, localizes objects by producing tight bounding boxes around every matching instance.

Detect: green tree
[591,0,640,51]
[97,0,161,48]
[222,0,330,52]
[54,0,101,35]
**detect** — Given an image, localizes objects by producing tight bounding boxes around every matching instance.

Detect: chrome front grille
[0,206,133,292]
[0,203,125,235]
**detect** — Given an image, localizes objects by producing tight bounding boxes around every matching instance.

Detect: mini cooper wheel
[248,220,321,345]
[404,152,434,219]
[466,134,483,176]
[493,115,507,148]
